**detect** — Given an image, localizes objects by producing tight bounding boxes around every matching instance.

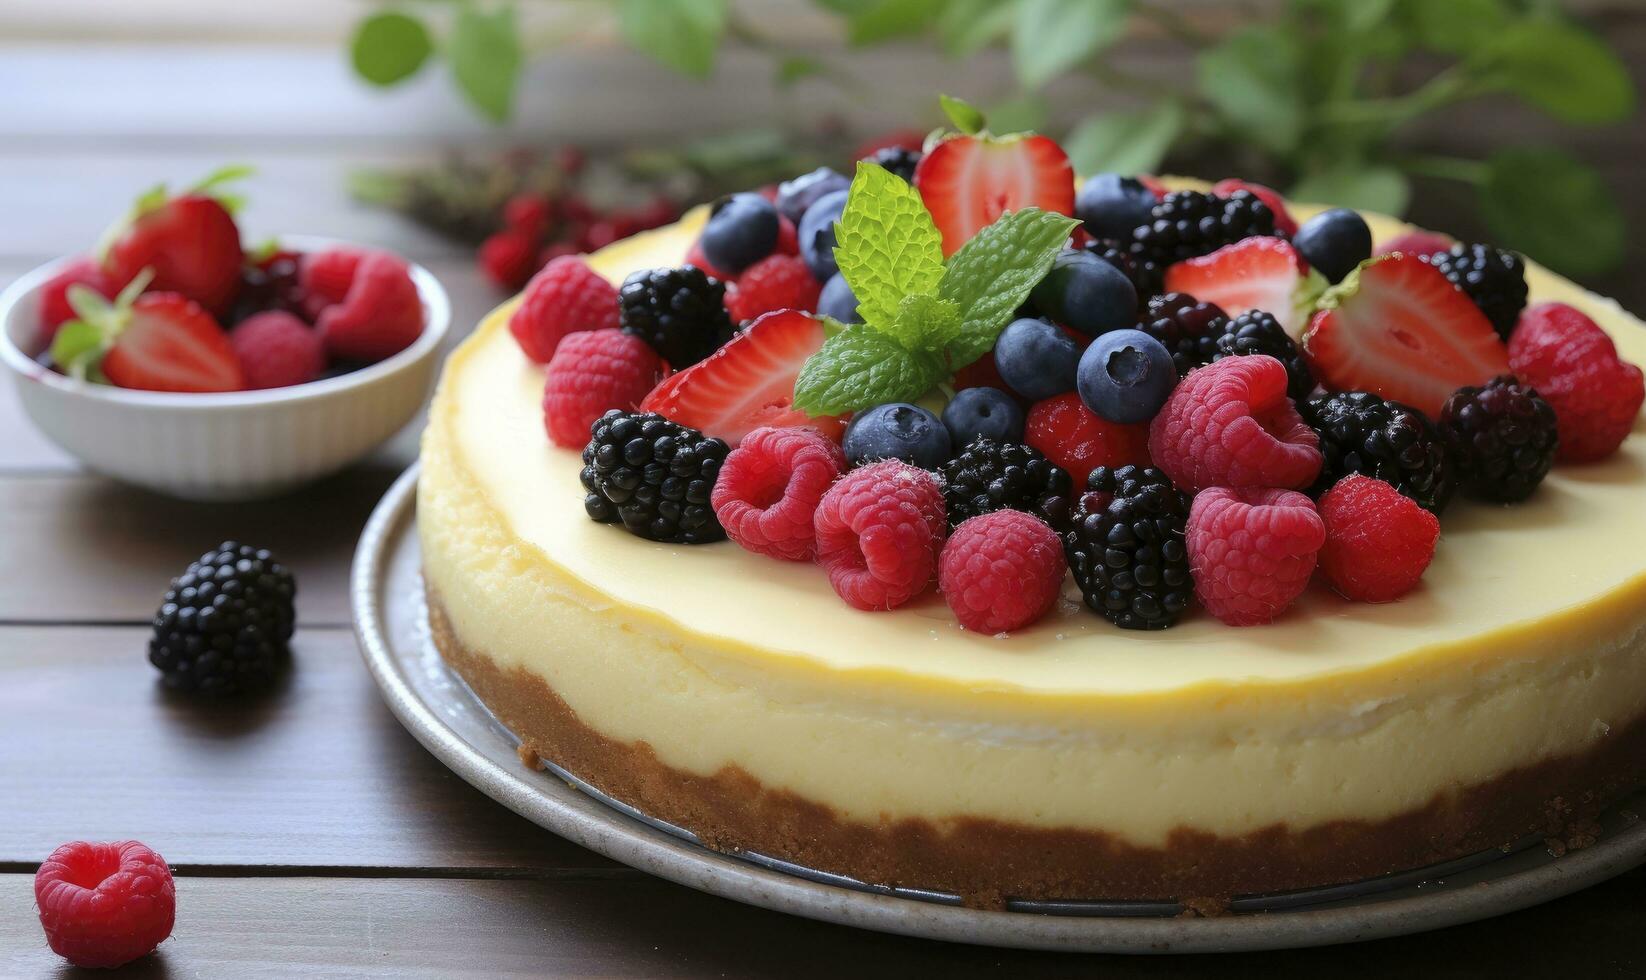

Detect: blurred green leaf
[1402,0,1507,55]
[940,93,986,134]
[985,94,1048,133]
[1010,0,1129,92]
[1342,0,1397,32]
[776,56,824,87]
[1480,21,1635,125]
[351,11,433,86]
[448,3,522,122]
[845,0,941,45]
[1198,27,1305,154]
[1480,149,1623,277]
[1290,163,1411,215]
[1064,101,1184,176]
[618,0,727,77]
[937,0,1018,57]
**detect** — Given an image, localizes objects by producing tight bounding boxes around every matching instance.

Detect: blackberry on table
[1205,309,1315,400]
[864,145,922,183]
[1299,391,1458,514]
[581,410,729,544]
[148,541,296,696]
[1425,243,1527,341]
[1127,190,1277,281]
[1136,291,1229,376]
[1438,376,1558,503]
[618,266,735,369]
[1084,237,1163,298]
[1063,466,1193,630]
[940,439,1073,529]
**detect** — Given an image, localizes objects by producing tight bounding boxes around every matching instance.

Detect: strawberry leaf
[793,327,945,416]
[48,320,106,380]
[938,207,1079,368]
[939,93,986,135]
[834,162,945,331]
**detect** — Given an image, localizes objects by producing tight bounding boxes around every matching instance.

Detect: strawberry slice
[914,134,1075,257]
[1302,254,1509,418]
[1164,237,1323,341]
[640,310,845,445]
[102,294,243,393]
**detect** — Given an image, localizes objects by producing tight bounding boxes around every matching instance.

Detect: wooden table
[3,39,1645,979]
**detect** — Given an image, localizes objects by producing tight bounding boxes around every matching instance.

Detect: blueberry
[700,193,779,276]
[843,403,952,470]
[1029,249,1138,337]
[994,317,1082,402]
[942,387,1025,449]
[1076,174,1158,241]
[798,189,849,282]
[776,167,850,224]
[1077,329,1176,424]
[817,272,862,324]
[1293,208,1372,284]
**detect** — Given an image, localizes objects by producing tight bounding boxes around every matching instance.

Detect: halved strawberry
[1163,237,1324,341]
[1302,254,1509,418]
[914,134,1075,257]
[50,273,243,393]
[640,310,845,445]
[1212,178,1298,236]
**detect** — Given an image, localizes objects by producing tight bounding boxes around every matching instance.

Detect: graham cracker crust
[427,592,1646,909]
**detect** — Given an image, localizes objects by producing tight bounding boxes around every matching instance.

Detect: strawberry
[1212,179,1298,236]
[914,134,1076,257]
[1164,237,1323,342]
[50,273,242,393]
[1302,254,1510,418]
[640,309,846,445]
[1024,392,1150,478]
[317,252,425,363]
[100,167,249,316]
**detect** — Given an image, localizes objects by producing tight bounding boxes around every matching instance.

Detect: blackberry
[1063,466,1192,630]
[1127,190,1277,280]
[864,145,922,183]
[1204,309,1315,400]
[148,542,296,696]
[580,410,729,543]
[1084,237,1163,298]
[1136,291,1229,376]
[1425,244,1527,341]
[1300,391,1458,514]
[1438,376,1558,503]
[618,266,735,369]
[940,439,1073,529]
[228,252,305,325]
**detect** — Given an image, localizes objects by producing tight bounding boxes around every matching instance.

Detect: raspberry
[1024,392,1150,481]
[1187,487,1324,626]
[724,253,821,324]
[298,247,367,319]
[479,228,540,291]
[230,311,325,390]
[509,256,622,363]
[542,329,663,448]
[34,840,175,969]
[939,510,1066,632]
[38,256,110,343]
[711,426,846,560]
[1509,303,1644,463]
[813,460,946,610]
[503,193,551,234]
[1149,356,1322,494]
[1378,229,1453,259]
[1317,475,1439,602]
[316,252,425,363]
[776,215,799,255]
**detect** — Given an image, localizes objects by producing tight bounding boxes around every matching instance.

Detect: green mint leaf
[1480,21,1634,125]
[793,328,945,416]
[48,320,105,379]
[877,293,960,353]
[1480,149,1623,278]
[619,0,727,78]
[939,94,986,135]
[351,11,433,86]
[1010,0,1129,92]
[1064,100,1184,177]
[938,207,1079,368]
[834,162,945,331]
[449,2,523,122]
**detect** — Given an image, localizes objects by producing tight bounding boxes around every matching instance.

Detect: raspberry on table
[724,253,822,324]
[34,840,175,969]
[1438,376,1558,502]
[1317,475,1439,603]
[1148,356,1322,494]
[813,460,946,611]
[509,256,621,363]
[939,510,1067,633]
[1509,302,1644,463]
[581,411,729,544]
[711,426,846,561]
[940,439,1073,529]
[1063,465,1192,630]
[542,329,663,449]
[1024,392,1151,482]
[1187,487,1324,626]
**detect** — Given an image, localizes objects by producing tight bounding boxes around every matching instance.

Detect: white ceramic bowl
[0,238,451,500]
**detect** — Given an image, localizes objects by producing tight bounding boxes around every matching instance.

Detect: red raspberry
[939,510,1067,633]
[542,329,662,448]
[1149,356,1321,494]
[1509,302,1644,462]
[508,256,621,363]
[316,252,425,363]
[1025,392,1150,480]
[724,254,822,323]
[37,257,110,344]
[814,460,946,610]
[1187,487,1324,626]
[479,228,540,291]
[711,426,846,560]
[231,311,325,390]
[34,840,175,969]
[685,238,735,281]
[298,247,368,319]
[503,193,552,235]
[775,215,799,256]
[1317,475,1439,602]
[1378,229,1453,259]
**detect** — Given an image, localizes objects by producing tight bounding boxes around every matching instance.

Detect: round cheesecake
[419,191,1646,907]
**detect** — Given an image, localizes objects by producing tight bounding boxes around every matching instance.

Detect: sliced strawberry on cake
[914,133,1075,257]
[1164,237,1323,341]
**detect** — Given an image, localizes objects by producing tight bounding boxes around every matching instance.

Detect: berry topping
[1136,291,1229,376]
[776,167,850,224]
[1076,173,1160,241]
[942,386,1025,449]
[1077,328,1176,424]
[479,227,540,292]
[914,133,1076,257]
[102,176,245,316]
[580,411,729,543]
[994,317,1081,402]
[865,145,923,183]
[1210,178,1298,237]
[1425,243,1528,341]
[35,840,175,969]
[316,252,425,363]
[1129,190,1278,276]
[797,188,849,282]
[1187,487,1324,626]
[842,402,951,469]
[1317,475,1439,603]
[684,237,735,281]
[230,310,325,390]
[298,247,366,319]
[723,253,822,324]
[230,247,308,326]
[619,265,736,369]
[38,257,110,344]
[508,255,622,362]
[1162,236,1318,340]
[149,541,296,695]
[1378,229,1454,260]
[816,272,862,324]
[1291,207,1372,284]
[1063,465,1192,630]
[1082,237,1160,298]
[52,276,244,394]
[1302,253,1509,418]
[814,460,947,611]
[1149,356,1322,494]
[941,438,1073,529]
[1438,376,1558,502]
[542,329,663,449]
[1025,391,1151,478]
[711,425,847,560]
[1299,391,1457,514]
[1508,302,1644,462]
[1205,309,1315,400]
[940,510,1067,633]
[701,192,781,276]
[1028,248,1139,336]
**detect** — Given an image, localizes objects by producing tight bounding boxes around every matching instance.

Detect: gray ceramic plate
[352,464,1646,953]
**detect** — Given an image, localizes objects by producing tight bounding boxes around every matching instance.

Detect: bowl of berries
[0,168,450,500]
